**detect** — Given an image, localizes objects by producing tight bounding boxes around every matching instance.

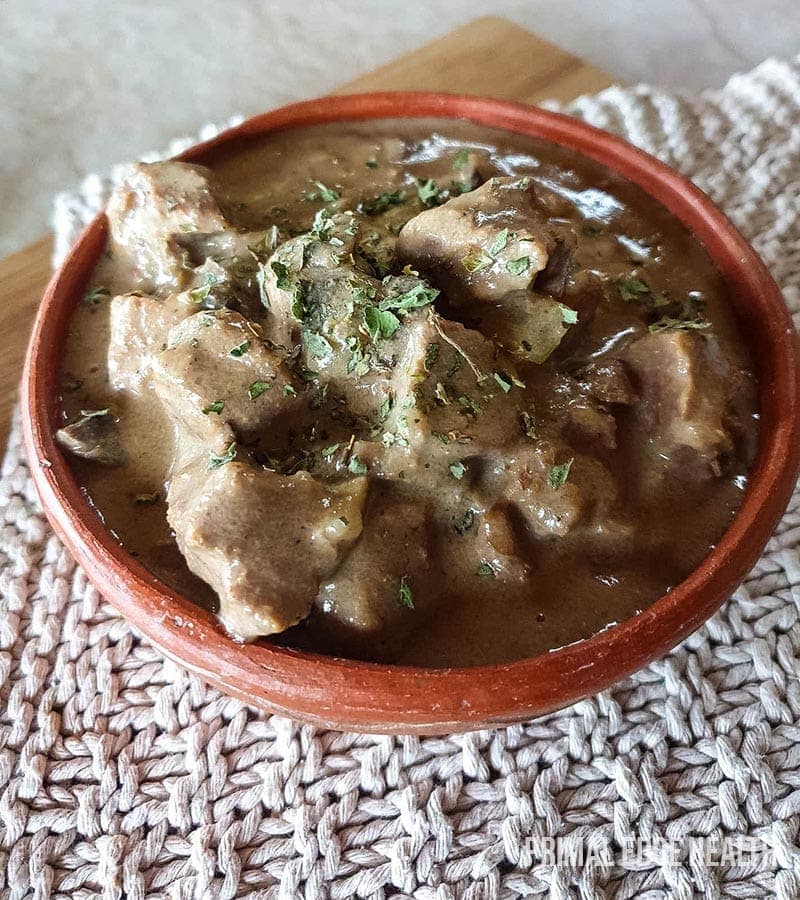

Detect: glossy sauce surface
[59,119,758,666]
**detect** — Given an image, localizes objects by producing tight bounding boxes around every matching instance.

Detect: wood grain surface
[0,16,614,446]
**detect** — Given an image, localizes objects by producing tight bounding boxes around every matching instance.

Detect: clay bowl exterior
[22,92,800,734]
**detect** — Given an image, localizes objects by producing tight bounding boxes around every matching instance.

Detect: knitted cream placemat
[3,59,800,900]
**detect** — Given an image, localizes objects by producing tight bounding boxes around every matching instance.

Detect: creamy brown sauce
[59,119,758,666]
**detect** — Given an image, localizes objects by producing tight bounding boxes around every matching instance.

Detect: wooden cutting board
[0,16,614,446]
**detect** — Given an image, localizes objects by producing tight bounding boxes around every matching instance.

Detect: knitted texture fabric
[2,58,800,899]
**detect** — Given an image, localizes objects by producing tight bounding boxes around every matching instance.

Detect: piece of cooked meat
[313,489,437,650]
[168,459,367,639]
[107,291,195,391]
[477,440,617,538]
[578,359,636,405]
[103,161,234,294]
[150,308,299,444]
[623,330,733,465]
[396,176,552,302]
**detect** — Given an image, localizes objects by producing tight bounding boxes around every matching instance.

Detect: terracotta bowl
[22,92,800,734]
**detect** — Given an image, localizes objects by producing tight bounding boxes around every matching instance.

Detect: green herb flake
[229,340,250,358]
[559,305,579,325]
[399,575,414,609]
[291,281,307,321]
[453,148,470,171]
[493,372,512,393]
[547,457,574,490]
[365,159,378,169]
[133,492,160,506]
[617,277,649,303]
[358,189,406,217]
[454,508,477,535]
[348,455,368,475]
[462,250,493,273]
[457,394,481,418]
[270,260,292,290]
[489,228,509,257]
[321,443,340,460]
[432,430,451,445]
[417,178,440,207]
[519,410,536,438]
[209,442,237,470]
[424,342,440,371]
[83,286,110,306]
[248,380,272,400]
[449,460,466,480]
[648,316,711,334]
[506,256,530,276]
[381,282,439,312]
[202,399,224,415]
[303,331,334,361]
[364,305,400,341]
[378,393,394,423]
[312,180,340,202]
[477,562,496,578]
[284,384,297,396]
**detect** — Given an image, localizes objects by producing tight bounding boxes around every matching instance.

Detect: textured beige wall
[2,0,798,256]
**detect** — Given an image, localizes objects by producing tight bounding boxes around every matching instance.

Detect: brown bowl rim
[22,91,800,733]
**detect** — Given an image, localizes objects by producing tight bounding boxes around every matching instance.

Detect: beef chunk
[578,359,636,405]
[168,460,366,639]
[477,290,574,364]
[478,440,617,538]
[314,491,437,649]
[396,176,552,302]
[107,291,194,391]
[623,331,733,465]
[151,309,298,444]
[104,162,234,294]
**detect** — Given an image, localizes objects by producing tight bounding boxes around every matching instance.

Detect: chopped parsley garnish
[364,305,400,340]
[229,340,250,358]
[424,342,440,370]
[284,384,297,396]
[358,190,406,216]
[457,394,481,418]
[617,277,649,302]
[133,492,160,506]
[519,411,536,438]
[291,281,308,321]
[559,305,579,325]
[309,208,334,241]
[449,460,466,480]
[461,250,493,273]
[209,442,237,469]
[417,178,441,206]
[202,399,224,415]
[270,260,292,290]
[453,148,470,171]
[365,159,378,169]
[649,316,711,333]
[399,575,414,608]
[493,372,512,393]
[382,282,439,312]
[477,562,496,578]
[547,458,574,490]
[432,431,451,445]
[348,455,368,475]
[378,393,394,422]
[489,228,510,257]
[321,444,340,459]
[312,180,340,202]
[454,508,477,535]
[248,380,272,400]
[303,331,334,361]
[506,256,530,276]
[83,286,110,306]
